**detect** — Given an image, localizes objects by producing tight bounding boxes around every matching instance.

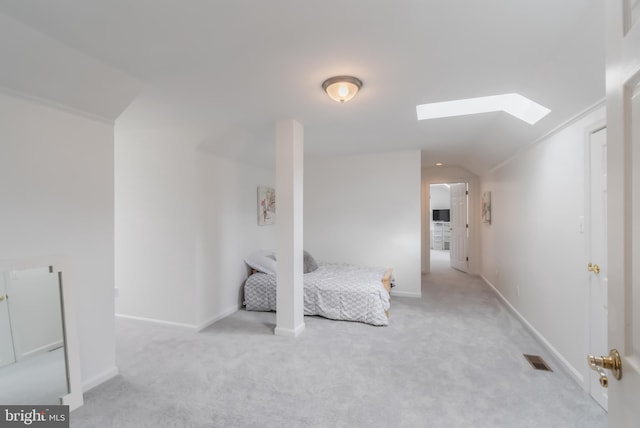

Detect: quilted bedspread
[243,263,391,326]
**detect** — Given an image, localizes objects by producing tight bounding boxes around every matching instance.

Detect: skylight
[416,93,550,125]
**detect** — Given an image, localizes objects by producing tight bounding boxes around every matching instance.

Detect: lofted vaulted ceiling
[0,1,605,175]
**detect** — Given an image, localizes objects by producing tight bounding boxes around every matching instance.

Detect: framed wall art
[482,191,492,224]
[257,186,275,225]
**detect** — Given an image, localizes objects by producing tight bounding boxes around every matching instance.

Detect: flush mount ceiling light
[322,76,363,103]
[416,93,551,125]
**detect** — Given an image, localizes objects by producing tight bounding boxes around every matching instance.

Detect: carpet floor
[70,251,607,427]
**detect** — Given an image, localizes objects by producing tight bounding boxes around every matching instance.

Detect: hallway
[423,249,607,426]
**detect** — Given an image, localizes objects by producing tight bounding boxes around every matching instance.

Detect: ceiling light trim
[322,76,363,103]
[416,93,550,125]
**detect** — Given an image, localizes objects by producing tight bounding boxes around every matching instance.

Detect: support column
[275,119,305,337]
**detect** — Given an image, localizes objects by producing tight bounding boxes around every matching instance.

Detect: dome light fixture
[322,76,363,103]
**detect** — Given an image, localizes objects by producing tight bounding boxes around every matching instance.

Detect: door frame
[421,167,479,274]
[583,120,608,408]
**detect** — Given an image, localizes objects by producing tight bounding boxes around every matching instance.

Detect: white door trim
[422,173,479,275]
[584,122,608,410]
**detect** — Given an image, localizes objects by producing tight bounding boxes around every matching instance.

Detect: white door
[603,1,640,425]
[0,273,16,368]
[449,183,468,272]
[587,127,608,410]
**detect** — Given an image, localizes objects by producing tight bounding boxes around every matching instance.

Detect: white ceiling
[0,1,605,175]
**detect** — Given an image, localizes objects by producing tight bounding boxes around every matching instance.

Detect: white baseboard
[480,275,584,385]
[115,313,199,330]
[391,289,422,298]
[195,305,240,331]
[82,366,119,392]
[116,305,241,332]
[274,322,306,337]
[19,340,64,360]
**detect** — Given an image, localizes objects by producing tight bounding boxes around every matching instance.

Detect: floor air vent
[524,354,553,372]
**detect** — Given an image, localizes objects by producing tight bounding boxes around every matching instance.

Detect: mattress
[243,263,391,326]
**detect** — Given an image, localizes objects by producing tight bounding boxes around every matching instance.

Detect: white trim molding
[390,290,422,298]
[195,306,240,332]
[116,304,241,332]
[0,85,114,125]
[115,313,199,330]
[82,366,119,393]
[274,323,306,337]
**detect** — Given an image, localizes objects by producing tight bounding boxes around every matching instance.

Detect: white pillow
[303,250,319,273]
[245,250,277,275]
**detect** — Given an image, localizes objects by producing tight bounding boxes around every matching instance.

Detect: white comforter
[244,263,391,326]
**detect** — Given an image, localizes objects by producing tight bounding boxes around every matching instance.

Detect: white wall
[305,150,422,297]
[0,12,141,124]
[429,185,450,210]
[196,151,276,328]
[115,128,276,329]
[0,91,116,389]
[479,105,606,384]
[115,128,199,326]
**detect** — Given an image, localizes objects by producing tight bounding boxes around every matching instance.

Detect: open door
[595,2,640,425]
[449,183,468,272]
[587,127,608,410]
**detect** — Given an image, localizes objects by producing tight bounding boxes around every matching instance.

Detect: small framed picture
[258,186,275,225]
[482,191,492,224]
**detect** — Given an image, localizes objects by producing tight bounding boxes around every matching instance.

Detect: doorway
[429,182,469,273]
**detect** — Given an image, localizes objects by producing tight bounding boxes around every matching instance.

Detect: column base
[274,322,306,337]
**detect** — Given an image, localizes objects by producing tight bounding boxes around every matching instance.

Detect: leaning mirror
[0,259,83,410]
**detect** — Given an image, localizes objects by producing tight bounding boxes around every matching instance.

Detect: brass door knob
[588,349,622,387]
[0,295,4,302]
[587,262,600,274]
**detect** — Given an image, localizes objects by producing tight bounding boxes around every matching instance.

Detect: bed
[243,251,393,326]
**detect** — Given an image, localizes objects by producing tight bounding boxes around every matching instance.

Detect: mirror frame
[0,256,83,410]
